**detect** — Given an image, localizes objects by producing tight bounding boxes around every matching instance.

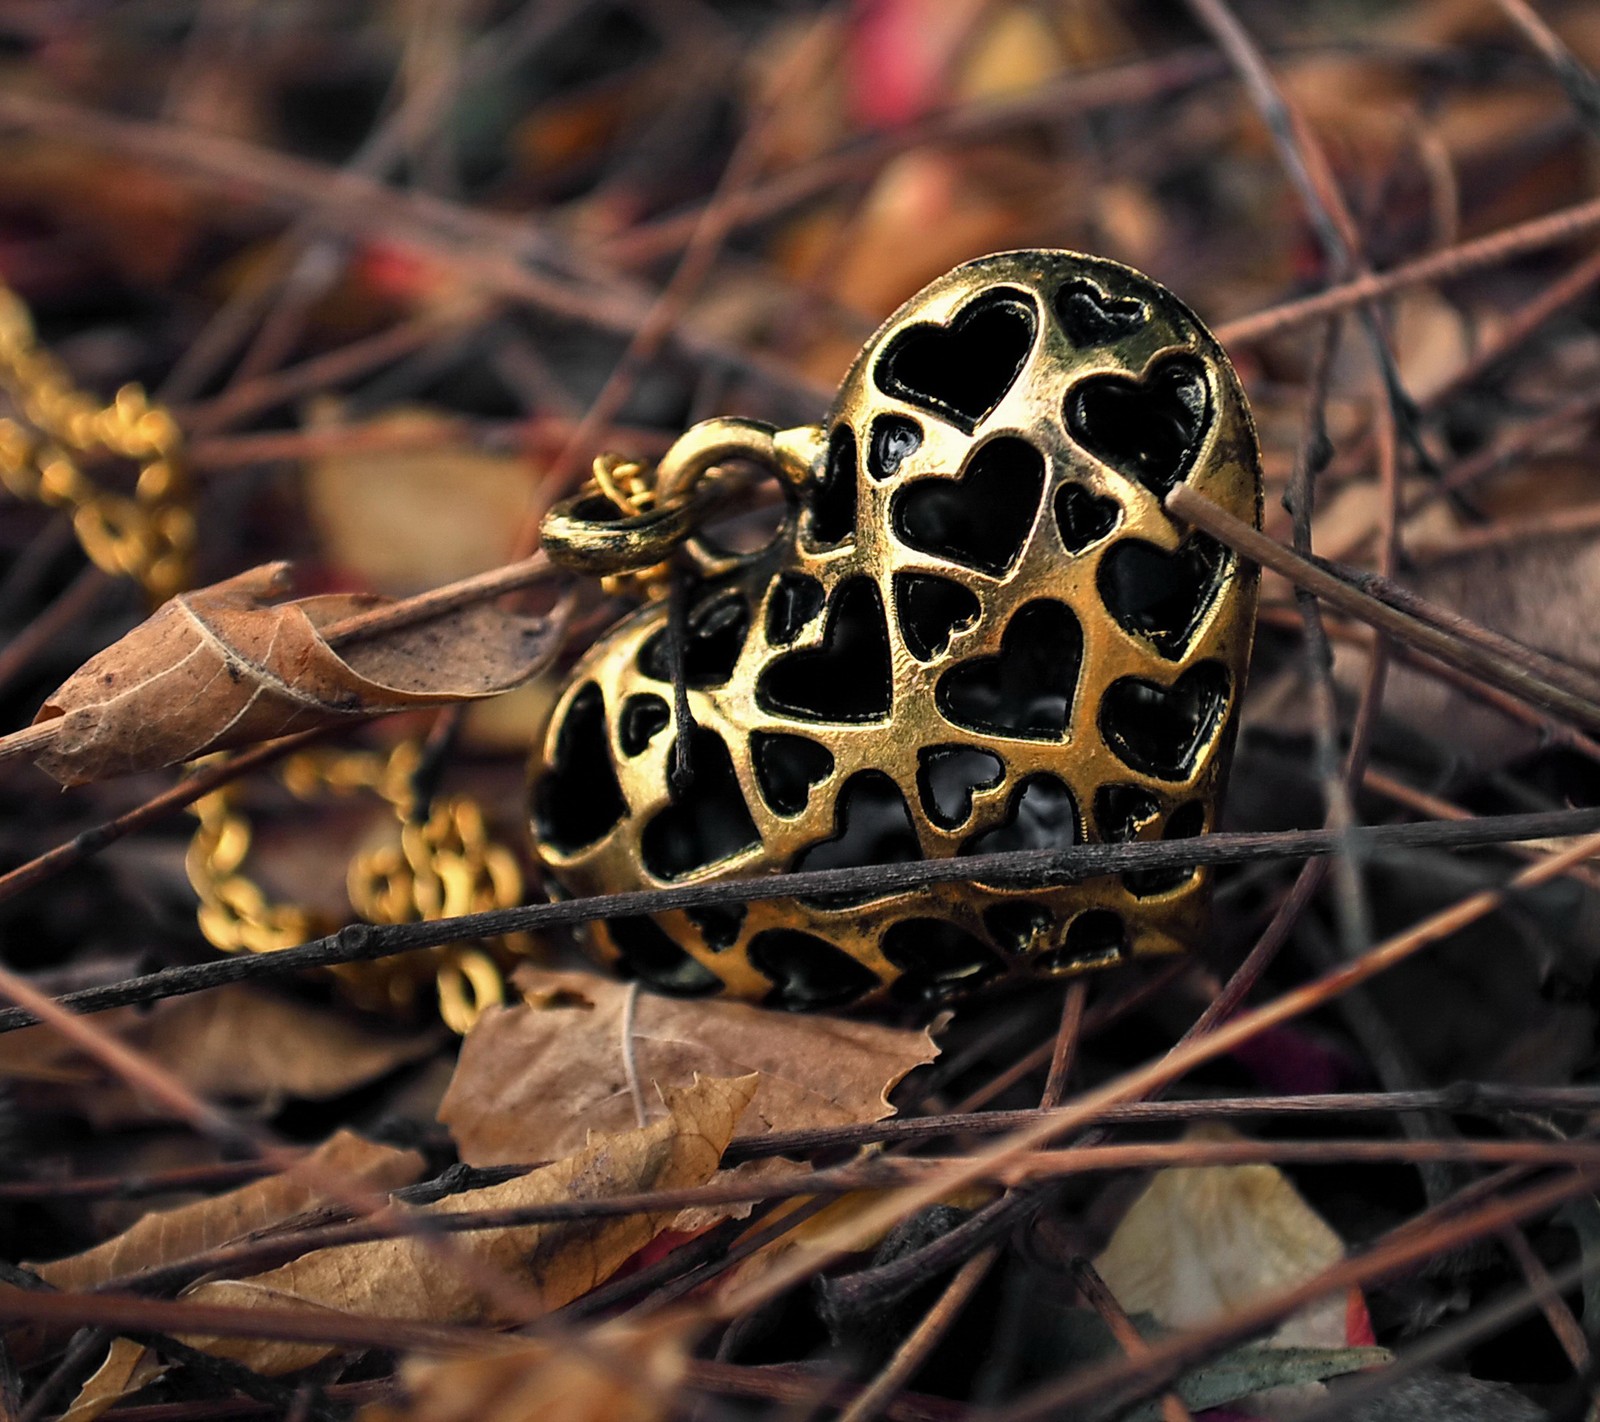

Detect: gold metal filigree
[531,250,1261,1009]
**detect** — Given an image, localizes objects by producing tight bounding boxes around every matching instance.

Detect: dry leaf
[362,1318,691,1422]
[164,1075,755,1376]
[25,562,563,785]
[31,1131,426,1422]
[1095,1125,1351,1351]
[439,967,938,1165]
[30,1130,425,1295]
[58,1339,167,1422]
[303,404,539,594]
[4,987,439,1125]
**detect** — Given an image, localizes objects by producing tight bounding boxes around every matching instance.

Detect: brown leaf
[3,986,440,1126]
[29,1130,426,1296]
[29,1132,426,1419]
[1095,1124,1350,1349]
[25,561,563,785]
[438,967,939,1165]
[163,1075,756,1376]
[362,1318,690,1422]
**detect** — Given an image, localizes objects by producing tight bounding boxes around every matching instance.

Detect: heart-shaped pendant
[531,250,1261,1009]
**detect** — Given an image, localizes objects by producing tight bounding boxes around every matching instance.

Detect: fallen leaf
[29,1130,426,1295]
[362,1317,691,1422]
[23,561,563,785]
[170,1075,755,1375]
[439,967,938,1165]
[58,1339,166,1422]
[303,404,539,595]
[29,1131,426,1421]
[1095,1125,1356,1351]
[3,986,440,1126]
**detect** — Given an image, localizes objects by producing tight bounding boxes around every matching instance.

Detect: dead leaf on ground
[439,966,939,1165]
[2,986,440,1126]
[1095,1123,1376,1416]
[303,403,538,595]
[21,561,564,786]
[151,1075,754,1378]
[29,1129,425,1296]
[29,1131,426,1422]
[362,1317,692,1422]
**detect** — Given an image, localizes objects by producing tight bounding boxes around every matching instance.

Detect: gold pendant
[531,250,1261,1009]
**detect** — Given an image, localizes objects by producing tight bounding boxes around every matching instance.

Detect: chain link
[0,282,194,603]
[2,274,531,1029]
[186,741,536,1034]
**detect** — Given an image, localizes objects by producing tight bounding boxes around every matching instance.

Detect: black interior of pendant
[894,572,980,661]
[1054,484,1121,553]
[1129,798,1206,895]
[875,290,1036,432]
[868,415,923,480]
[891,436,1044,577]
[606,915,721,995]
[750,731,834,817]
[917,745,1004,829]
[1036,908,1126,973]
[640,725,760,880]
[637,591,750,688]
[758,577,893,723]
[1054,278,1147,345]
[619,693,671,757]
[937,599,1082,739]
[882,919,1005,1003]
[766,572,826,646]
[534,682,627,853]
[984,900,1055,956]
[686,902,746,952]
[961,774,1079,856]
[807,424,858,547]
[1098,533,1228,657]
[748,928,881,1011]
[1066,356,1210,497]
[1100,661,1230,780]
[793,770,922,907]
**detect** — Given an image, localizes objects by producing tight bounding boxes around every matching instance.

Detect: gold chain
[2,275,532,1029]
[186,741,536,1034]
[0,281,194,603]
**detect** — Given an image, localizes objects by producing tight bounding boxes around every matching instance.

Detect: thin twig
[4,805,1598,1032]
[1165,482,1600,728]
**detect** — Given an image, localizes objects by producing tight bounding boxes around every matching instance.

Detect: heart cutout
[1066,356,1211,497]
[1100,661,1230,780]
[868,415,922,480]
[917,744,1004,829]
[1054,483,1121,553]
[1055,279,1146,345]
[792,769,923,909]
[748,928,881,1010]
[882,918,1005,1003]
[758,577,892,723]
[1098,532,1229,657]
[640,725,760,880]
[892,436,1044,576]
[961,773,1079,855]
[894,573,980,661]
[534,682,627,853]
[875,289,1037,432]
[751,731,834,816]
[936,599,1083,740]
[638,590,750,687]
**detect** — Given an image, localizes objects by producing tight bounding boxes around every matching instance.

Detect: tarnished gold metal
[188,741,536,1033]
[531,250,1261,1009]
[0,281,194,603]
